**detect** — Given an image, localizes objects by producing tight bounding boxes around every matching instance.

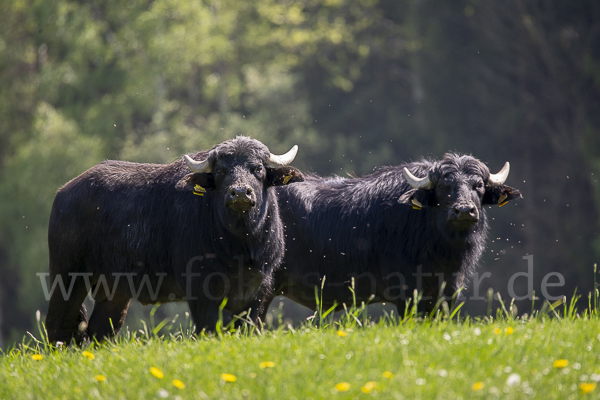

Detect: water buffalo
[253,153,521,317]
[45,136,304,344]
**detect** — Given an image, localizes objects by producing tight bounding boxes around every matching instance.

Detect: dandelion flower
[493,327,501,335]
[221,373,237,382]
[361,381,378,393]
[382,371,393,379]
[334,382,350,392]
[337,330,347,337]
[150,367,164,379]
[472,382,484,390]
[259,361,275,369]
[172,379,185,389]
[82,351,95,360]
[94,375,107,382]
[31,354,43,361]
[505,327,514,335]
[553,359,568,368]
[580,383,596,394]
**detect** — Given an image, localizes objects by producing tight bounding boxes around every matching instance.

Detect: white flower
[506,373,521,387]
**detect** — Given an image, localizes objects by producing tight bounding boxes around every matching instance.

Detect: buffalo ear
[483,185,522,206]
[266,166,305,187]
[398,188,438,209]
[176,173,215,195]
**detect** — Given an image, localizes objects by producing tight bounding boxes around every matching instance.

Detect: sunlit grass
[1,282,599,399]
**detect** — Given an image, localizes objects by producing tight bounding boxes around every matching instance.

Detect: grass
[1,279,600,399]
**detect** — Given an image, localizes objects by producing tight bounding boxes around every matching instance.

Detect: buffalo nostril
[229,189,237,197]
[246,188,253,196]
[453,205,477,220]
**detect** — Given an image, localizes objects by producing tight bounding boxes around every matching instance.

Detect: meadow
[2,290,600,400]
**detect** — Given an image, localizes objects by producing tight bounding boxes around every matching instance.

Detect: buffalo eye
[252,164,263,175]
[215,167,227,176]
[474,181,484,191]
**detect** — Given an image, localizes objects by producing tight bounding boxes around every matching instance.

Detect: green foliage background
[0,0,599,346]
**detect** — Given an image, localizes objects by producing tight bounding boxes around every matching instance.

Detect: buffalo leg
[251,293,277,326]
[188,299,220,334]
[46,275,90,345]
[72,304,90,346]
[87,293,132,340]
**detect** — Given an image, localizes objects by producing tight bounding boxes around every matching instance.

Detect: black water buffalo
[46,136,304,344]
[253,153,521,316]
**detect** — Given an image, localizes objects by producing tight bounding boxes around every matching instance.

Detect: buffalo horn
[268,145,299,167]
[403,168,434,190]
[184,155,211,173]
[488,162,510,186]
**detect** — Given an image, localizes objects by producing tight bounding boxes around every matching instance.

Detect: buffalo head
[401,154,521,237]
[176,136,304,231]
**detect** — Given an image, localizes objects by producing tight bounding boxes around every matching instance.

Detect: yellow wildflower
[580,383,596,394]
[334,382,350,392]
[259,361,275,369]
[382,371,393,379]
[82,351,95,360]
[31,354,43,361]
[553,359,569,368]
[172,379,185,389]
[150,367,164,379]
[94,375,107,382]
[337,330,347,337]
[493,327,501,335]
[505,327,514,335]
[361,381,378,393]
[221,373,237,382]
[472,382,484,390]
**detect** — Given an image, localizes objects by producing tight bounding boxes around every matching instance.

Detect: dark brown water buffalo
[45,136,304,344]
[252,153,521,317]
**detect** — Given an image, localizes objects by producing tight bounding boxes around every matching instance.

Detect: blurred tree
[0,0,599,344]
[0,103,103,343]
[416,0,600,302]
[0,0,380,343]
[296,0,600,307]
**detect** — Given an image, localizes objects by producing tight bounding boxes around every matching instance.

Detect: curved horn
[268,145,298,167]
[184,154,211,173]
[488,162,510,186]
[403,167,434,190]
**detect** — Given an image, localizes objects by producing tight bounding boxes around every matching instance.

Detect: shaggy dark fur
[45,136,303,344]
[253,153,521,315]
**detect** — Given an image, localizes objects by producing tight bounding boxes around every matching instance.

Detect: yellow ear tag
[498,193,508,207]
[411,198,422,210]
[283,174,292,185]
[193,184,206,196]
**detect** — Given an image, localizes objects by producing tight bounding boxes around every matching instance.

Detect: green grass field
[2,292,600,400]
